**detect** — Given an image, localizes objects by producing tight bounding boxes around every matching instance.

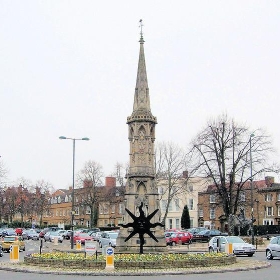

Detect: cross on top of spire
[139,19,144,43]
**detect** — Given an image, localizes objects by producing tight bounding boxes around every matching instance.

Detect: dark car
[192,229,228,242]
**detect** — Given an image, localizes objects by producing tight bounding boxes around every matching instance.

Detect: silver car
[208,235,256,257]
[99,231,118,248]
[266,236,280,260]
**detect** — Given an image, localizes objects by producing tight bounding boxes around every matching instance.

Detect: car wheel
[172,241,176,246]
[23,247,25,251]
[247,253,253,257]
[266,250,274,260]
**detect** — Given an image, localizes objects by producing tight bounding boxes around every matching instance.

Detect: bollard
[10,245,19,262]
[105,247,114,270]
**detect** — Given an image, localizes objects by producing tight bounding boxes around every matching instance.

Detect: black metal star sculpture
[119,202,164,254]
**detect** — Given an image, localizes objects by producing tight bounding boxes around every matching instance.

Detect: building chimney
[105,177,116,187]
[265,176,274,187]
[182,171,189,179]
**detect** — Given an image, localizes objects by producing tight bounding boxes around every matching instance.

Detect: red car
[166,231,192,246]
[15,228,23,236]
[72,233,93,245]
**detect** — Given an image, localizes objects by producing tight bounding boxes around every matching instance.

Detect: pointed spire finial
[139,19,144,43]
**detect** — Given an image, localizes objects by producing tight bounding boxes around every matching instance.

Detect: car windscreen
[4,237,16,242]
[226,236,245,243]
[108,233,118,239]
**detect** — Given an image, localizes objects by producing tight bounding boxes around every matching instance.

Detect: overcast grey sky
[1,1,279,189]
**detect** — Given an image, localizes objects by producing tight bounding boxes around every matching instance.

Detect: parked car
[166,231,192,246]
[72,233,93,245]
[44,231,63,242]
[1,236,25,252]
[27,229,40,240]
[62,230,72,239]
[15,228,23,236]
[1,228,17,237]
[192,229,228,242]
[49,231,64,243]
[208,235,256,257]
[186,227,207,235]
[266,235,280,260]
[99,231,119,248]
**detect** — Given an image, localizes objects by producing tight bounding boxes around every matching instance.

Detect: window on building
[104,204,109,214]
[158,187,164,195]
[188,184,193,192]
[59,210,62,216]
[240,192,246,202]
[278,206,280,217]
[111,204,115,213]
[210,208,215,219]
[168,219,173,229]
[168,201,173,211]
[277,193,280,201]
[190,218,194,228]
[199,209,203,217]
[210,194,216,203]
[175,219,180,229]
[175,199,180,211]
[265,194,273,202]
[264,219,274,225]
[119,204,124,215]
[162,200,167,211]
[188,199,194,210]
[65,195,68,203]
[267,206,273,216]
[74,206,79,215]
[86,206,91,214]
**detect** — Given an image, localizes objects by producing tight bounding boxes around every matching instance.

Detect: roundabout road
[0,241,278,280]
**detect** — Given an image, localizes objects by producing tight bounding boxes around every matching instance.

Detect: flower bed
[24,252,236,270]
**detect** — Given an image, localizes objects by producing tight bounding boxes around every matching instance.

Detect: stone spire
[132,20,151,114]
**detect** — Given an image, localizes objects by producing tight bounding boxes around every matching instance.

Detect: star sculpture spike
[119,202,164,254]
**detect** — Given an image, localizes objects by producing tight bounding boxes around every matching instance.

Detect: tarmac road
[0,240,278,280]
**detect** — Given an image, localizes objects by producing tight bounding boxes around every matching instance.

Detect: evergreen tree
[181,205,191,229]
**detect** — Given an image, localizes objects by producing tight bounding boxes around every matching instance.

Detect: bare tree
[112,162,127,187]
[0,160,8,222]
[155,141,189,224]
[189,115,279,224]
[32,180,54,227]
[76,160,104,227]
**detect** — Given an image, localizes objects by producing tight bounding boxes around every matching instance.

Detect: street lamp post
[59,136,89,249]
[250,133,255,245]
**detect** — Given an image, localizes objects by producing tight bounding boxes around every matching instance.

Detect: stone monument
[117,20,166,252]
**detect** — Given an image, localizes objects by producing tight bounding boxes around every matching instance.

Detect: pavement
[0,241,271,276]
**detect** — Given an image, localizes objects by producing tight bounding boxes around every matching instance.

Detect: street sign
[85,241,97,256]
[106,247,113,255]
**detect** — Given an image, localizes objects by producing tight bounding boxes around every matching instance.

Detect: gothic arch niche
[150,125,155,139]
[138,126,146,137]
[137,181,147,194]
[129,127,134,139]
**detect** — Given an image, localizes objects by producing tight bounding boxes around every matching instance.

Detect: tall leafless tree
[155,141,190,224]
[189,115,279,224]
[76,160,104,227]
